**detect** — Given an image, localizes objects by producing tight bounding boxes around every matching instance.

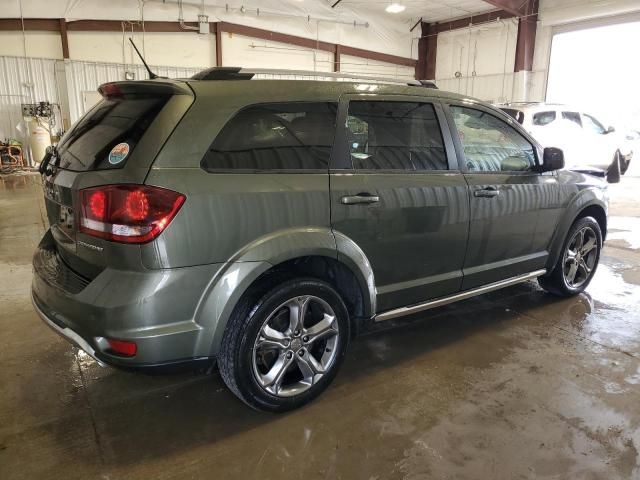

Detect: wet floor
[1,173,639,479]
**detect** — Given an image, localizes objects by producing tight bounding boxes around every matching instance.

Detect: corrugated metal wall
[0,56,59,141]
[0,55,202,142]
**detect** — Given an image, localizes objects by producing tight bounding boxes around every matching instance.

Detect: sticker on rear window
[108,143,130,165]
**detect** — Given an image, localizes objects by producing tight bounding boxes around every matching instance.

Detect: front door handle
[474,187,500,198]
[341,193,380,205]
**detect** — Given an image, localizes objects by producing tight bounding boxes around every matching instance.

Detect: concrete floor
[1,173,639,480]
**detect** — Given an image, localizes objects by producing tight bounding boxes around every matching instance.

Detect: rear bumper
[32,229,222,370]
[32,291,107,367]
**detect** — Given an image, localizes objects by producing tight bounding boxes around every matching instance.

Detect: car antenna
[128,38,163,79]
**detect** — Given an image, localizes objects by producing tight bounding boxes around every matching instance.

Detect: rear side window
[56,95,169,171]
[346,101,447,171]
[202,102,337,171]
[562,111,582,126]
[532,111,556,126]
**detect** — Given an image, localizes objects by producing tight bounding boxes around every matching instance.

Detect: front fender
[195,227,376,356]
[545,184,607,272]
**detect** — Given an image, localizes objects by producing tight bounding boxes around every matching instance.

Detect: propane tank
[29,118,51,166]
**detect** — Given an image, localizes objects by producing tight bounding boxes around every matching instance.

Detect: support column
[54,60,72,131]
[215,23,222,66]
[334,44,341,72]
[59,19,69,59]
[514,0,538,72]
[415,22,437,80]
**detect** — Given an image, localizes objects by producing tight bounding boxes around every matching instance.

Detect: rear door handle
[341,193,380,205]
[474,187,500,198]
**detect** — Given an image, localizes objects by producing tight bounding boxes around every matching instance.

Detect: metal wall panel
[0,55,59,141]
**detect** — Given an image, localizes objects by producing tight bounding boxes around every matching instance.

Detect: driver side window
[451,106,536,172]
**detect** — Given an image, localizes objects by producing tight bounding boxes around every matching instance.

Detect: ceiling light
[385,3,406,13]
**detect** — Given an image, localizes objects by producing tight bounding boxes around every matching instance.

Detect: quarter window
[451,106,536,172]
[346,101,447,171]
[201,102,337,171]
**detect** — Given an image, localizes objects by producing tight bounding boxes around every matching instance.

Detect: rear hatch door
[41,80,194,279]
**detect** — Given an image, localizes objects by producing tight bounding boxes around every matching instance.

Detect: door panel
[331,172,470,312]
[462,173,551,288]
[446,103,556,289]
[330,96,469,312]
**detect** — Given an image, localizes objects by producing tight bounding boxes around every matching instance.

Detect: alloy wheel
[252,295,340,397]
[563,226,598,289]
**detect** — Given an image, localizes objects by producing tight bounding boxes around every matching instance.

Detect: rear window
[532,111,556,126]
[201,102,338,171]
[55,95,169,171]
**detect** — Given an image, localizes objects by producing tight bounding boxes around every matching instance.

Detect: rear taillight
[79,185,185,244]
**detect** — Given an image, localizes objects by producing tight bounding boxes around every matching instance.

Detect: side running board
[374,269,547,322]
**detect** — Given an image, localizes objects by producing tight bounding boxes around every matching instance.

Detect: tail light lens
[79,185,185,244]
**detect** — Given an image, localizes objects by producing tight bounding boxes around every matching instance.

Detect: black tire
[538,216,602,297]
[606,151,621,183]
[218,277,350,412]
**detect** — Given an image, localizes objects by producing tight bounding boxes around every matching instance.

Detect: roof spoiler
[98,81,192,98]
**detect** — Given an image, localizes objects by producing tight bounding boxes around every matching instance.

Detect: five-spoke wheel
[252,295,340,397]
[562,226,598,289]
[539,216,602,297]
[218,278,349,412]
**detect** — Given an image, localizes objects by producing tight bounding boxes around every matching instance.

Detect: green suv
[33,68,608,411]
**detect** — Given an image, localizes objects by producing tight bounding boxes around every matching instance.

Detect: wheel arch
[196,228,376,357]
[545,191,607,273]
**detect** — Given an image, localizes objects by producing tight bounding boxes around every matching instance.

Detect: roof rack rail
[191,67,255,80]
[190,67,430,87]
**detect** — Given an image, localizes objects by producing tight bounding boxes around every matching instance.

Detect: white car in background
[497,102,633,182]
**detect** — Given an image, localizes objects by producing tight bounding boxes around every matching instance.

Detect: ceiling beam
[0,18,60,31]
[0,18,415,69]
[481,0,528,17]
[433,9,515,33]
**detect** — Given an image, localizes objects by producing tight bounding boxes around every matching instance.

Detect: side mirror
[606,125,615,134]
[539,147,564,172]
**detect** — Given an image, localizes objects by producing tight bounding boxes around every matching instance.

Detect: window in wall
[451,106,536,172]
[561,111,582,127]
[532,111,557,126]
[201,102,337,171]
[582,114,606,134]
[345,101,447,171]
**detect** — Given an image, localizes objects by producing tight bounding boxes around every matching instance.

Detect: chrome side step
[374,269,546,322]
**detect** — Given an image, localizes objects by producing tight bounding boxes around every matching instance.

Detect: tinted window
[56,95,169,171]
[532,111,556,126]
[346,101,447,171]
[582,114,606,134]
[451,106,535,172]
[202,102,337,171]
[562,111,582,127]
